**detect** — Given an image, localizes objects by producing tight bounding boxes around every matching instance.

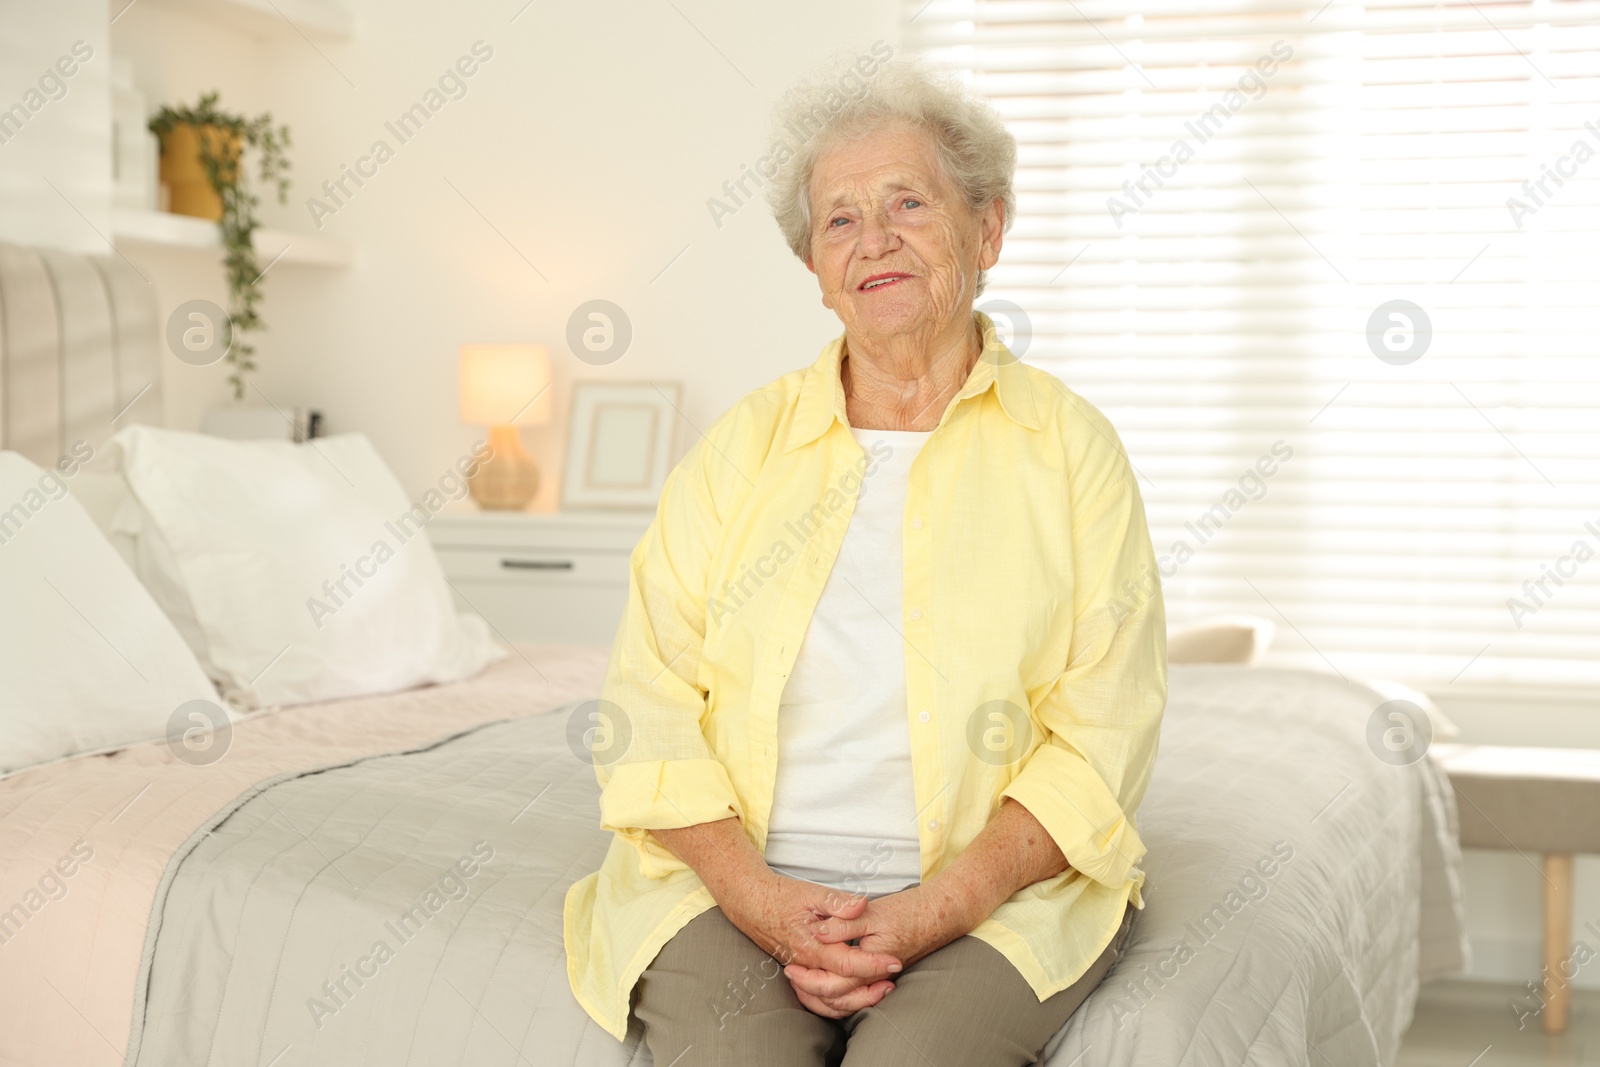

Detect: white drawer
[426,511,647,645]
[435,547,630,587]
[443,578,627,645]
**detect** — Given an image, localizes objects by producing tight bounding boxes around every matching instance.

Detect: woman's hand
[718,872,903,1016]
[848,882,974,966]
[782,882,976,1016]
[648,818,903,1014]
[782,799,1071,1018]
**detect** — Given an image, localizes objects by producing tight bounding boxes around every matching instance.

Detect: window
[910,0,1600,692]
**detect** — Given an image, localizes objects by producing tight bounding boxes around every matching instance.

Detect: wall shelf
[138,0,352,42]
[112,209,352,269]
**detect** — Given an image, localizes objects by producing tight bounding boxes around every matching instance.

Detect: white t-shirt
[763,424,930,897]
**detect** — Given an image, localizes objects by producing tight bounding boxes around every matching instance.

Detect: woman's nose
[857,208,899,255]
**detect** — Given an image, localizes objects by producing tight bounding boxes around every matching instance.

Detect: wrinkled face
[805,121,1001,343]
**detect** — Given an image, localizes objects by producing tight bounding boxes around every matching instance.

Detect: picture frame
[560,381,681,510]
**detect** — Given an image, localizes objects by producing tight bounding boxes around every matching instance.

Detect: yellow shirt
[563,309,1167,1039]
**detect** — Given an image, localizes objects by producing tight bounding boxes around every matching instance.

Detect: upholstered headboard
[0,241,161,467]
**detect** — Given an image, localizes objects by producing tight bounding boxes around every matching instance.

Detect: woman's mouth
[858,273,912,292]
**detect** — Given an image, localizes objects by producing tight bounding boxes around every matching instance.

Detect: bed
[0,241,1468,1066]
[0,654,1466,1067]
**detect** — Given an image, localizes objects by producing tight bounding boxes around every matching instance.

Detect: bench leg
[1542,852,1573,1035]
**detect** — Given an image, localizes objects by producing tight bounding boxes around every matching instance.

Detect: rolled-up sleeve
[1000,442,1167,894]
[594,432,745,878]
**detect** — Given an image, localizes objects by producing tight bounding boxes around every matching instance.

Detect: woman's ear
[978,197,1005,272]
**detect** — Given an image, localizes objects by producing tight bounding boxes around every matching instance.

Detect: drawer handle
[501,558,575,571]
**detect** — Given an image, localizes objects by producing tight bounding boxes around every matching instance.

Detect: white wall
[0,0,109,254]
[113,0,898,509]
[13,0,1594,1001]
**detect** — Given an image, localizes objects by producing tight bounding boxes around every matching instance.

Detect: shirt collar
[781,309,1042,455]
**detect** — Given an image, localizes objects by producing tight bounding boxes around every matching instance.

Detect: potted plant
[149,92,291,399]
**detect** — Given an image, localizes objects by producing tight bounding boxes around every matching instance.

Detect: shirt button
[928,819,940,831]
[910,609,922,621]
[911,517,923,529]
[918,710,931,723]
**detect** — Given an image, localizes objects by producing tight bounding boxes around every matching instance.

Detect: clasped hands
[721,870,977,1019]
[650,801,1067,1020]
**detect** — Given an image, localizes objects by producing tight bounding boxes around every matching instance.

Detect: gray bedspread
[124,713,647,1066]
[124,665,1467,1067]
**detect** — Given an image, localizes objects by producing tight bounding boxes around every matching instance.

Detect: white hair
[764,50,1017,297]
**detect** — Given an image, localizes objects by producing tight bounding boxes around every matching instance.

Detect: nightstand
[427,510,653,646]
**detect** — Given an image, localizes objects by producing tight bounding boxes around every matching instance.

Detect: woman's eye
[829,216,850,228]
[901,198,922,210]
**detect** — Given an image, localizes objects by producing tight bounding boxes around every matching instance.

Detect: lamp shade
[458,343,553,426]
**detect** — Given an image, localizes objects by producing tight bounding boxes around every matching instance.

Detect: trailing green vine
[150,92,292,399]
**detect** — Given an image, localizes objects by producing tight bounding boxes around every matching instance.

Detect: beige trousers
[631,902,1135,1067]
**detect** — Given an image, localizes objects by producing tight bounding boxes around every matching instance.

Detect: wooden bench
[1431,743,1600,1035]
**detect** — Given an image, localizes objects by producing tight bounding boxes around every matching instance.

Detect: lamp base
[469,425,540,510]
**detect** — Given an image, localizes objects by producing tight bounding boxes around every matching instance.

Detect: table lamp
[458,343,553,510]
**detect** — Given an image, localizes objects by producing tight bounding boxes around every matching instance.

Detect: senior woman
[564,53,1166,1066]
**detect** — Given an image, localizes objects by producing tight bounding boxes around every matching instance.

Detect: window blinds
[909,0,1600,690]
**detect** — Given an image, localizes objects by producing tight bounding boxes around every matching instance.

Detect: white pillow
[0,451,221,777]
[107,426,504,709]
[67,469,139,569]
[1167,613,1277,665]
